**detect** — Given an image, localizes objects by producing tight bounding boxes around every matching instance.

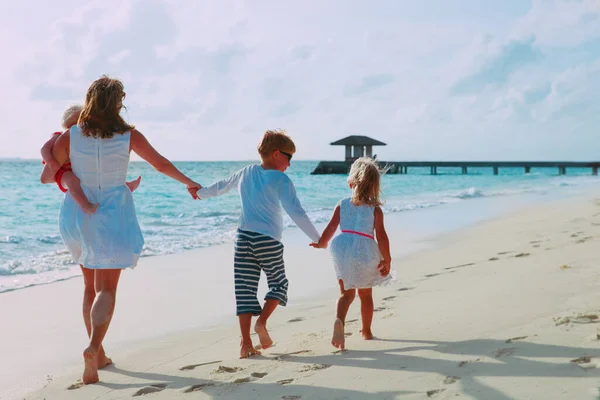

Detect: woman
[44,75,200,384]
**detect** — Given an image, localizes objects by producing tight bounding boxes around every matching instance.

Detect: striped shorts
[234,229,288,316]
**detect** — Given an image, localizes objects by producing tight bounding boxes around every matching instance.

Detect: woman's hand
[187,182,201,199]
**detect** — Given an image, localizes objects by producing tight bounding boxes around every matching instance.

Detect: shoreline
[4,188,600,398]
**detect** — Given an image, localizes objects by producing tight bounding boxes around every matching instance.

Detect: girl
[311,157,394,350]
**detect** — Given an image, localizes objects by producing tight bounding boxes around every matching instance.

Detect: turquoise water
[0,159,598,292]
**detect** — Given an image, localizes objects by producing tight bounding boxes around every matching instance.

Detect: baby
[40,105,141,213]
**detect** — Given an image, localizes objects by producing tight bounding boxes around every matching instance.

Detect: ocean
[1,159,598,293]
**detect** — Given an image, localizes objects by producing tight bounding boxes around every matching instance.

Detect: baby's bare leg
[126,176,142,192]
[61,172,98,214]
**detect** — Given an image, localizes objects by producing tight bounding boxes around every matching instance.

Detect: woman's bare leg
[80,266,112,369]
[82,269,121,384]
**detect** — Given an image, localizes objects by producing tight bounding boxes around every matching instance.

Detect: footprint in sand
[383,296,396,301]
[233,377,253,384]
[443,376,461,384]
[288,317,305,323]
[282,396,302,399]
[182,383,214,393]
[576,237,594,244]
[532,244,540,248]
[374,307,387,312]
[67,382,84,390]
[213,365,243,374]
[506,336,528,343]
[498,251,514,255]
[489,257,500,261]
[133,383,167,397]
[427,389,446,397]
[570,356,596,370]
[274,350,312,360]
[251,372,269,378]
[180,360,222,371]
[346,319,359,323]
[513,253,530,258]
[397,287,414,292]
[344,332,353,337]
[278,378,295,385]
[444,263,475,270]
[425,273,440,278]
[299,364,331,372]
[494,348,516,358]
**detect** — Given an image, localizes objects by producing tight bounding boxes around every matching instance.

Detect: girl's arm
[310,205,340,248]
[374,206,391,276]
[130,129,200,197]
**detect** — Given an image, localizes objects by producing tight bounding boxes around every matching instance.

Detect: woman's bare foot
[81,202,99,215]
[254,320,273,350]
[332,318,345,350]
[361,329,374,340]
[82,347,99,384]
[126,176,142,192]
[239,340,261,359]
[97,347,112,369]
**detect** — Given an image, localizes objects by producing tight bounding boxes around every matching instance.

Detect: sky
[2,0,600,161]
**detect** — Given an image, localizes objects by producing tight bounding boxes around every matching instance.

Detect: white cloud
[2,0,600,162]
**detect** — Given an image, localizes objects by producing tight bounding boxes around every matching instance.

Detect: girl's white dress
[58,124,144,269]
[329,198,395,289]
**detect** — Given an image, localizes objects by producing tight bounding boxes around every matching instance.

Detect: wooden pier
[311,136,600,176]
[311,160,600,175]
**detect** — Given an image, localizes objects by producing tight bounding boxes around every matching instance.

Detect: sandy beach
[5,191,600,399]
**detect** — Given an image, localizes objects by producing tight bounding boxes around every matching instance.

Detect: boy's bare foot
[239,340,261,359]
[332,318,345,350]
[126,176,142,192]
[361,329,374,340]
[81,202,99,215]
[82,347,99,384]
[254,321,274,350]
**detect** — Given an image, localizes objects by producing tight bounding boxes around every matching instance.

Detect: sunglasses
[279,150,293,161]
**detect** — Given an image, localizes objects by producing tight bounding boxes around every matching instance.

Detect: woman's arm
[310,205,340,248]
[130,129,200,195]
[374,206,391,276]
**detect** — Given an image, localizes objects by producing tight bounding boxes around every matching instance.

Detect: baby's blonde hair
[61,104,84,129]
[257,129,296,158]
[348,157,385,207]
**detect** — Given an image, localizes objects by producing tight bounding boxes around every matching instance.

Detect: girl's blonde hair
[347,157,385,207]
[79,75,135,139]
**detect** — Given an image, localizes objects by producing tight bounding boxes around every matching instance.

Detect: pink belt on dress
[341,230,375,240]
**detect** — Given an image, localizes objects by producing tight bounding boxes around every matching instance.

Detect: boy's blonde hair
[347,157,385,207]
[61,104,84,129]
[257,129,296,158]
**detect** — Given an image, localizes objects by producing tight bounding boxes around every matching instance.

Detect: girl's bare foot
[361,329,374,340]
[254,321,273,349]
[239,340,261,359]
[81,202,99,215]
[126,176,142,192]
[82,347,99,384]
[332,318,345,350]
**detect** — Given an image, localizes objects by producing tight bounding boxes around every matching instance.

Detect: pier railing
[311,161,600,175]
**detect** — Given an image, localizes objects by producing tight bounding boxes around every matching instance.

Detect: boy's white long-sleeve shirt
[198,164,320,243]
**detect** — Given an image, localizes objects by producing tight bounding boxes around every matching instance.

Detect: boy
[40,105,141,211]
[195,129,320,358]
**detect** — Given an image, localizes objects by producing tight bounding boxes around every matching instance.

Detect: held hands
[309,238,328,249]
[186,182,202,200]
[377,259,392,276]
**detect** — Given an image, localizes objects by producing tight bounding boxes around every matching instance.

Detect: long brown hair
[348,157,385,207]
[78,75,135,138]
